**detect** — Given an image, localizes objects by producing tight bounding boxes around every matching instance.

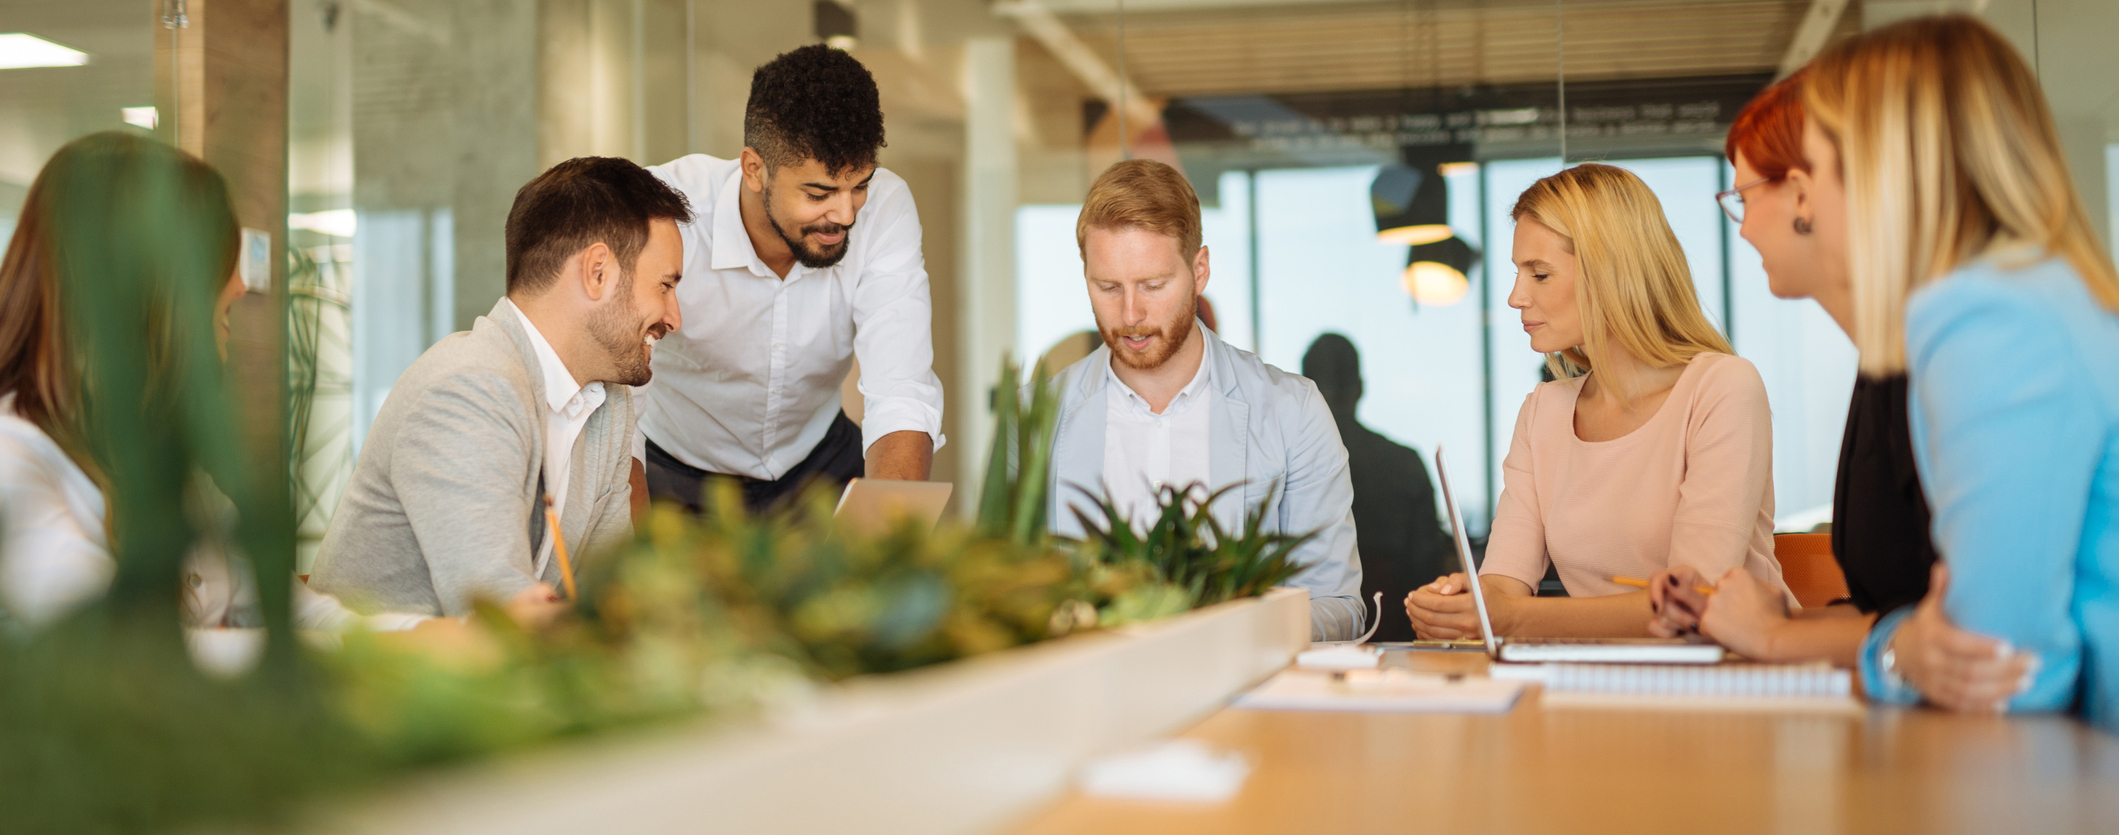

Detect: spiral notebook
[1535,662,1861,713]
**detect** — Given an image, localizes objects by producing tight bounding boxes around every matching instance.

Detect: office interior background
[3,0,2115,572]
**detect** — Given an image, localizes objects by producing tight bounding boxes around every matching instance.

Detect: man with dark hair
[634,43,945,514]
[1301,333,1455,642]
[311,157,690,616]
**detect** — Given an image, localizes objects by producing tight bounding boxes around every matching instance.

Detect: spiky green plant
[1068,481,1317,623]
[975,357,1062,546]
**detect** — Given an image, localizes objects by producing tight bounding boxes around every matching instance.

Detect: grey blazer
[310,300,635,616]
[1042,324,1366,640]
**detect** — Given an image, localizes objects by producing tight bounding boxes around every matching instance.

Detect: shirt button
[1154,419,1165,429]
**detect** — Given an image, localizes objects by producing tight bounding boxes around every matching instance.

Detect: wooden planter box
[320,587,1310,835]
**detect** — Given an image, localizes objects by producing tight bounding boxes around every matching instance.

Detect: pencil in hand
[543,494,578,601]
[1611,575,1715,596]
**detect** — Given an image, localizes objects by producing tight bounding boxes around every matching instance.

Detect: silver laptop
[832,478,953,538]
[1434,447,1723,665]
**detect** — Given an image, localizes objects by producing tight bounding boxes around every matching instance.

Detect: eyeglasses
[1715,177,1773,224]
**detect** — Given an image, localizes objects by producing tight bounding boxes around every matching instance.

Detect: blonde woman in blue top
[1802,16,2119,728]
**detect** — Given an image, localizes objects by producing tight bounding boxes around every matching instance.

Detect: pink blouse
[1480,352,1791,604]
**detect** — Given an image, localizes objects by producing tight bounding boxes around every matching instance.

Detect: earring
[1793,217,1813,235]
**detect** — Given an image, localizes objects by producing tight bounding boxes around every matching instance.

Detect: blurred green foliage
[0,171,1303,835]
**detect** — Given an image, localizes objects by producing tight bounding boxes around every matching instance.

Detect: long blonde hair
[1804,14,2119,375]
[1510,163,1733,379]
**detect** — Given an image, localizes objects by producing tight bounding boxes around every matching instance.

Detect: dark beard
[588,276,655,386]
[763,187,853,269]
[1099,293,1197,371]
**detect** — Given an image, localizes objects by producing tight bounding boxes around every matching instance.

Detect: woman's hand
[1891,564,2033,712]
[1646,566,1710,637]
[1405,573,1487,640]
[1692,567,1791,659]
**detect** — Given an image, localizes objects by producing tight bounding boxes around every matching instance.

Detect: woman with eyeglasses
[1644,72,1944,669]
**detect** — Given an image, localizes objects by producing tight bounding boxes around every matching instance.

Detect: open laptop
[1431,447,1723,665]
[832,478,954,538]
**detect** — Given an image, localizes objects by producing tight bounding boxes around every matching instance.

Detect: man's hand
[1405,572,1487,640]
[1892,563,2033,712]
[864,430,934,481]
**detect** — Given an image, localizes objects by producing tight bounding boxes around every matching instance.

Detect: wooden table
[1010,651,2119,834]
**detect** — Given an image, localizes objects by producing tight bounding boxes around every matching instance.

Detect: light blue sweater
[1860,253,2119,732]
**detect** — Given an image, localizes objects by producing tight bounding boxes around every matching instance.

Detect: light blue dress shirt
[1860,252,2119,733]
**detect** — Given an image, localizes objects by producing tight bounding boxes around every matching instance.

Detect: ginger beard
[1098,290,1197,371]
[587,271,664,386]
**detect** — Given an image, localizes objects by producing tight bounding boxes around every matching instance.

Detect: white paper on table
[1234,668,1525,713]
[1077,739,1250,802]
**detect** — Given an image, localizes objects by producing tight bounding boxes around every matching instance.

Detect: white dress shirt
[1102,356,1214,531]
[505,299,605,579]
[637,154,945,480]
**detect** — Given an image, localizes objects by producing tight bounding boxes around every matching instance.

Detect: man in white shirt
[312,157,688,615]
[635,44,944,513]
[1041,160,1366,641]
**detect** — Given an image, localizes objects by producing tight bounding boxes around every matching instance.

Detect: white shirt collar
[710,167,776,277]
[503,298,603,417]
[1106,342,1211,417]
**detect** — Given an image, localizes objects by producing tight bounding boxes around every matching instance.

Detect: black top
[1831,374,1938,615]
[1333,416,1456,642]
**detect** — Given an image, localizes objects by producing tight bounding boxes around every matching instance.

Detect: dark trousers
[644,411,866,515]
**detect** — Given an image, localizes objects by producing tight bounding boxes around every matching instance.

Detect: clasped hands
[1647,562,2033,712]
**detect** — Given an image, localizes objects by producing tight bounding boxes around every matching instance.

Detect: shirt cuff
[1859,606,1921,705]
[859,396,946,455]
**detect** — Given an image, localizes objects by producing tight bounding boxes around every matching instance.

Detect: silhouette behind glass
[1302,333,1454,642]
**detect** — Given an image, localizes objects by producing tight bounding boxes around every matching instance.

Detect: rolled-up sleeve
[850,178,947,455]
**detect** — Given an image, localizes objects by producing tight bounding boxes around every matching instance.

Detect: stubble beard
[588,275,657,387]
[1099,293,1197,372]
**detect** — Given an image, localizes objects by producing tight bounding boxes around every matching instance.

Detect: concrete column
[957,36,1018,508]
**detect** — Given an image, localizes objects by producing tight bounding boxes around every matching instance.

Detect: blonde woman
[1800,16,2119,727]
[1406,163,1788,639]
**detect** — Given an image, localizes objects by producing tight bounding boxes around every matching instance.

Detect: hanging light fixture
[1401,236,1479,308]
[1371,163,1452,246]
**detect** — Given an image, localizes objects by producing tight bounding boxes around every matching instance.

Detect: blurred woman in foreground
[1645,73,1944,667]
[0,131,555,634]
[1405,163,1788,639]
[1799,16,2119,727]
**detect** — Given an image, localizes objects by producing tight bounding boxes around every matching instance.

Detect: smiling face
[1083,225,1209,371]
[1507,218,1585,355]
[758,156,873,269]
[587,217,684,386]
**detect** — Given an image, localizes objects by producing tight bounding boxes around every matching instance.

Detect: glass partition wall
[257,0,2119,569]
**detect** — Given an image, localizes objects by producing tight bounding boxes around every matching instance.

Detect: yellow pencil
[543,494,578,601]
[1611,575,1715,596]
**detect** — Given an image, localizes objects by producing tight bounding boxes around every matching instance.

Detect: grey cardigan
[1042,324,1366,640]
[310,300,635,616]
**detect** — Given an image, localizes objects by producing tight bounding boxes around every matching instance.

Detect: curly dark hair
[745,44,886,177]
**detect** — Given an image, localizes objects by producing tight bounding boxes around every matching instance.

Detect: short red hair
[1725,70,1809,180]
[1077,159,1202,258]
